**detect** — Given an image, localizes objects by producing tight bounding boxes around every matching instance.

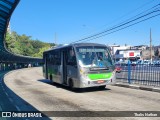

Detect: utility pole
[54,32,57,45]
[150,28,152,62]
[7,22,11,34]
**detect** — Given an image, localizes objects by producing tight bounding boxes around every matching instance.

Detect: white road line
[2,87,5,91]
[15,106,21,111]
[9,98,13,103]
[5,92,9,96]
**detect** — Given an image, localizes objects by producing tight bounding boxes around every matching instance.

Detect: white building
[130,45,148,50]
[109,44,131,55]
[109,44,150,62]
[115,49,141,62]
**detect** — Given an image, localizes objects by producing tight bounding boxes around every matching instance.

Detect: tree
[5,31,55,57]
[33,46,51,58]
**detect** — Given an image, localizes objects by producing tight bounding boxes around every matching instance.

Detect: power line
[109,3,160,30]
[77,0,157,40]
[83,13,160,42]
[70,3,160,44]
[71,6,160,43]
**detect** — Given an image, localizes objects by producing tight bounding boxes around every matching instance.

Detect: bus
[43,43,116,89]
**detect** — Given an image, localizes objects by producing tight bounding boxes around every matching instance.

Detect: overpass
[0,0,42,71]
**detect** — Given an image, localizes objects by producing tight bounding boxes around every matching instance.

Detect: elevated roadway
[0,0,42,72]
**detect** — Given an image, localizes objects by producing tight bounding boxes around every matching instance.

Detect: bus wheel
[99,85,106,90]
[69,79,74,90]
[49,75,53,82]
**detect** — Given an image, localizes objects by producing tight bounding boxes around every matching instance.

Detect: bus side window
[67,48,77,66]
[54,51,61,65]
[48,54,52,63]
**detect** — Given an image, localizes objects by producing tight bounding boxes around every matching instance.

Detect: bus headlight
[80,68,88,79]
[80,68,84,75]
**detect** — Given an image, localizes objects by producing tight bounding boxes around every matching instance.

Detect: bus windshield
[76,46,113,68]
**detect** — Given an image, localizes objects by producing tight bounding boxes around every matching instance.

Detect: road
[3,67,160,120]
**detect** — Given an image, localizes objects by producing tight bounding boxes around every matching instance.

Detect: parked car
[131,61,136,66]
[143,60,150,65]
[115,65,122,73]
[136,60,143,64]
[136,60,151,66]
[153,60,160,66]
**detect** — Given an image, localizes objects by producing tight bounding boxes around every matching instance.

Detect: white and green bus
[43,43,116,89]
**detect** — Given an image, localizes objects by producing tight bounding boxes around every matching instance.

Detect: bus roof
[44,43,108,53]
[73,43,107,47]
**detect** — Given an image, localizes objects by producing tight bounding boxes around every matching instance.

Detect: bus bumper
[79,76,116,88]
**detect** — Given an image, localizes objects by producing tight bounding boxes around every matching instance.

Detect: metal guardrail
[0,63,42,72]
[116,62,160,87]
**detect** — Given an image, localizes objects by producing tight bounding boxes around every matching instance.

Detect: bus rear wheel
[69,79,74,90]
[49,75,54,84]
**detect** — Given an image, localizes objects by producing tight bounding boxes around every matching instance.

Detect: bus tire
[69,79,74,90]
[49,75,52,81]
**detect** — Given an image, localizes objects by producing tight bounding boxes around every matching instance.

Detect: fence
[116,61,160,87]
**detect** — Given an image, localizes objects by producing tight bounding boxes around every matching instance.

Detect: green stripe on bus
[88,73,112,80]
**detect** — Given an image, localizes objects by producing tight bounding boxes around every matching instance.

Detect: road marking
[15,106,21,111]
[5,92,9,96]
[9,98,13,103]
[1,86,5,90]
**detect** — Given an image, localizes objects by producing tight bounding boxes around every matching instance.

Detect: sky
[10,0,160,46]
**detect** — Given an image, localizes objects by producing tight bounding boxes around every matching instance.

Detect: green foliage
[5,31,54,58]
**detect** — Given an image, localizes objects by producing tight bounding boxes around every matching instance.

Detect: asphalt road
[3,67,160,120]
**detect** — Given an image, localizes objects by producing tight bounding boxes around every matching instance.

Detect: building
[140,49,154,60]
[130,45,148,50]
[154,46,160,59]
[109,44,131,55]
[115,49,141,62]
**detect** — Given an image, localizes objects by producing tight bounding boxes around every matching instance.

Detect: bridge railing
[0,62,42,72]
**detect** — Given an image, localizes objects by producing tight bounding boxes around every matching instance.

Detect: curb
[114,83,160,93]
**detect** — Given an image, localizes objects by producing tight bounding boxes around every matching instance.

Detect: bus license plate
[97,80,104,84]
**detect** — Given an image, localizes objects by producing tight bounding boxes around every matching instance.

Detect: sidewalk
[114,82,160,93]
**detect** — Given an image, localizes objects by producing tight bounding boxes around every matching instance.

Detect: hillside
[5,31,54,58]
